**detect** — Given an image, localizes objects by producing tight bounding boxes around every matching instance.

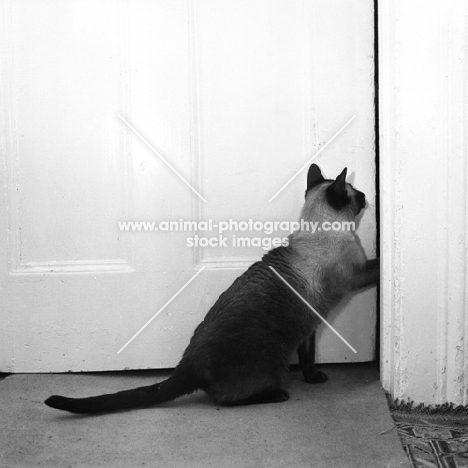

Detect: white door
[0,0,376,372]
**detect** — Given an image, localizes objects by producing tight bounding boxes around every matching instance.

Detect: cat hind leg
[206,372,289,406]
[219,388,290,406]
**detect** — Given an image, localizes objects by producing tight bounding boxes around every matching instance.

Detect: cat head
[303,164,366,219]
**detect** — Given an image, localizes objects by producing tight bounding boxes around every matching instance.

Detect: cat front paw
[303,370,328,384]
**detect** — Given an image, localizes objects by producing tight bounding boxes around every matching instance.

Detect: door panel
[0,0,376,371]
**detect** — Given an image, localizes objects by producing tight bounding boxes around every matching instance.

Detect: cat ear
[305,164,325,195]
[326,168,350,210]
[334,167,347,187]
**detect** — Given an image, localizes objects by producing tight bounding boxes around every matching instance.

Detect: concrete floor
[0,363,408,468]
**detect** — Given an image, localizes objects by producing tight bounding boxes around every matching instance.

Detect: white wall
[379,0,468,404]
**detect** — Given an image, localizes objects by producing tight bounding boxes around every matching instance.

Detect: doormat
[388,396,468,468]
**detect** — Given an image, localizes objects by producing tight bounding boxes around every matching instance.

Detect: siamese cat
[45,164,379,414]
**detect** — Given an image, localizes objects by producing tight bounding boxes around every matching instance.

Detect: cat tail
[44,365,199,414]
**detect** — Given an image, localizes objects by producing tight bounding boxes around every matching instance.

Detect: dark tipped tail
[44,368,198,414]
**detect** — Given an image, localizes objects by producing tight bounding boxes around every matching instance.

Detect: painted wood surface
[379,0,468,404]
[0,0,376,372]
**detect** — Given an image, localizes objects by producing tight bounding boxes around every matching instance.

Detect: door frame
[378,0,468,405]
